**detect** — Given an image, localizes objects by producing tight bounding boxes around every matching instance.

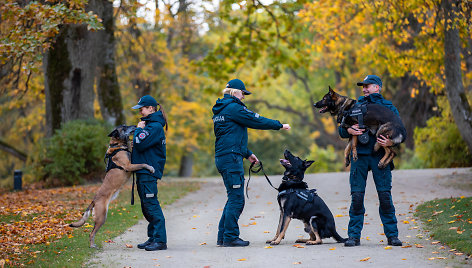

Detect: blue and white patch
[255,113,260,118]
[135,130,149,144]
[364,75,369,81]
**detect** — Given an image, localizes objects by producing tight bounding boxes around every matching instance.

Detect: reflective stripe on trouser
[348,152,398,239]
[215,153,245,242]
[137,174,167,243]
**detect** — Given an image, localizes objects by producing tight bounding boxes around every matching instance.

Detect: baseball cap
[132,95,158,109]
[357,75,382,88]
[226,79,252,95]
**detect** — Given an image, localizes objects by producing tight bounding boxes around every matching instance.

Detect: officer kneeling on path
[131,95,169,251]
[339,75,405,247]
[212,79,291,247]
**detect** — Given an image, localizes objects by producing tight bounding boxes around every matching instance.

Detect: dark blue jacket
[338,93,400,155]
[212,94,283,158]
[131,111,166,179]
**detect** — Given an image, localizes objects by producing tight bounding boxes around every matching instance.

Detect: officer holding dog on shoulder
[131,95,169,251]
[212,79,291,247]
[339,75,404,247]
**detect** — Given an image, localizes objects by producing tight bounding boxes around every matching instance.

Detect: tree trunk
[178,154,193,177]
[442,0,472,152]
[44,0,123,135]
[44,23,96,136]
[95,0,124,126]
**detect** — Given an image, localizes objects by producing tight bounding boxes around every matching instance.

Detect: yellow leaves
[125,244,133,248]
[359,257,371,262]
[384,246,392,250]
[329,247,336,250]
[237,258,247,261]
[293,262,302,265]
[293,244,305,248]
[403,220,410,224]
[264,246,273,249]
[199,242,207,245]
[335,214,344,218]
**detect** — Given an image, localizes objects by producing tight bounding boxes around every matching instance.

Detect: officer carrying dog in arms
[212,79,291,247]
[339,75,405,247]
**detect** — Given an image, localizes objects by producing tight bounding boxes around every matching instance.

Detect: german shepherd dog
[314,87,406,168]
[266,150,346,245]
[70,125,155,248]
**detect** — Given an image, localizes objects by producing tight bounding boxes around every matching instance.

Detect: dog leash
[131,172,136,205]
[246,161,278,199]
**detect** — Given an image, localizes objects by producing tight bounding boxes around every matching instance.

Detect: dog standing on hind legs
[266,150,346,246]
[70,125,154,248]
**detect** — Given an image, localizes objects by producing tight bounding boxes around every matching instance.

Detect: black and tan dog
[266,150,346,245]
[70,125,155,248]
[314,86,406,168]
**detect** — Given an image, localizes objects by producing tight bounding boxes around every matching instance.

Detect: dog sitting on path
[266,150,346,245]
[70,125,155,248]
[314,86,406,168]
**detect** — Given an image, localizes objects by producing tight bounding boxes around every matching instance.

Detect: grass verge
[415,196,472,256]
[1,180,200,267]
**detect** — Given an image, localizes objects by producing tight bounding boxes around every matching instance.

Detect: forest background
[1,0,471,188]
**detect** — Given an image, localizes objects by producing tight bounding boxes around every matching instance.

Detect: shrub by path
[89,168,472,267]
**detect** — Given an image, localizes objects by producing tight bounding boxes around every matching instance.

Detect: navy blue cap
[226,79,251,95]
[132,95,158,109]
[357,75,382,88]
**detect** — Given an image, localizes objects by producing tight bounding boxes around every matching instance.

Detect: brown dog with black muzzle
[70,125,154,248]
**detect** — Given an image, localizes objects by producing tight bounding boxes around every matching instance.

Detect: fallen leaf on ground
[384,246,392,250]
[329,247,336,250]
[415,244,424,248]
[125,244,133,248]
[335,215,343,217]
[431,241,440,244]
[401,245,412,248]
[454,252,464,256]
[436,257,447,259]
[263,231,270,233]
[199,242,207,245]
[293,262,302,264]
[359,257,370,262]
[264,246,273,249]
[237,259,247,261]
[293,244,305,248]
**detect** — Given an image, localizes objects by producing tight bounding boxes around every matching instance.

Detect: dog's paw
[270,241,280,245]
[266,240,274,244]
[306,240,322,245]
[295,238,309,243]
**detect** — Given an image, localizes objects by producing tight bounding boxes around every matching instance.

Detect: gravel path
[89,168,472,267]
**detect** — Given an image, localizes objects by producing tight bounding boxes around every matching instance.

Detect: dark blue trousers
[348,153,398,239]
[215,153,245,242]
[137,174,167,243]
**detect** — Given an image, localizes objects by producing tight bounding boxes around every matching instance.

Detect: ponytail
[158,103,168,132]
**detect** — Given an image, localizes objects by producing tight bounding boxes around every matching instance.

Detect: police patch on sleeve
[136,130,149,142]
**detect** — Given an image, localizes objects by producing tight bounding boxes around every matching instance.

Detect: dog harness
[278,188,318,202]
[104,148,130,172]
[340,103,370,144]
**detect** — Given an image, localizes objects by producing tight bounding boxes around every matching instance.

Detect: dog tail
[332,230,347,243]
[69,201,95,228]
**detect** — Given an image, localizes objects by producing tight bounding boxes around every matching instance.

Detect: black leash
[246,161,278,199]
[131,172,136,205]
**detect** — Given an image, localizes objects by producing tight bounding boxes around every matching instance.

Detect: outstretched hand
[282,124,291,130]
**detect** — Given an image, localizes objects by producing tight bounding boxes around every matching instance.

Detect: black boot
[387,237,402,246]
[223,238,250,247]
[137,239,153,249]
[344,237,360,247]
[145,242,167,251]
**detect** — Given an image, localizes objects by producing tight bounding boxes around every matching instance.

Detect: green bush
[32,119,111,186]
[413,96,472,168]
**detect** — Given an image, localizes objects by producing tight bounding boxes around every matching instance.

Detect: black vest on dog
[105,149,129,172]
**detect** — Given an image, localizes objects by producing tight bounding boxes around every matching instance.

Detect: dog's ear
[108,129,119,137]
[304,160,315,168]
[328,86,334,94]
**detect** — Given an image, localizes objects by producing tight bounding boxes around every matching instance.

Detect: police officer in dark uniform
[131,95,168,251]
[339,75,405,247]
[212,79,290,247]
